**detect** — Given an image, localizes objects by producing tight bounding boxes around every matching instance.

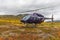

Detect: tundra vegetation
[0,14,59,40]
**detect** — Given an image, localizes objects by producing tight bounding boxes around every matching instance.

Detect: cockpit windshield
[22,15,31,21]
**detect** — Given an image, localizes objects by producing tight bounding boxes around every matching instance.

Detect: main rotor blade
[19,4,60,13]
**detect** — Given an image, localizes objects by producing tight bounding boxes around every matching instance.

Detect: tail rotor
[51,14,54,27]
[52,14,54,22]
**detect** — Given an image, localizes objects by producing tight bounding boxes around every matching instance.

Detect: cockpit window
[22,15,31,21]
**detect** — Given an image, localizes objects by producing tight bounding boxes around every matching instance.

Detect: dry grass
[0,18,60,40]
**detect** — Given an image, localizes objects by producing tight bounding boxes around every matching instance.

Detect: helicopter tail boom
[44,14,53,22]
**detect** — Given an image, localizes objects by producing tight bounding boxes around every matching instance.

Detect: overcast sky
[0,0,60,21]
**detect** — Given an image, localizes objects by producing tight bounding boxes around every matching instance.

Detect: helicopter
[21,13,53,24]
[19,6,56,27]
[20,13,53,28]
[20,12,53,27]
